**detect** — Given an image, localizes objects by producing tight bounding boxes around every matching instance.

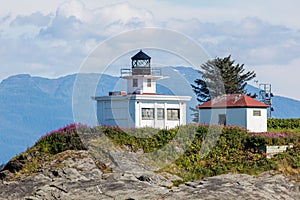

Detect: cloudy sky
[1,0,300,100]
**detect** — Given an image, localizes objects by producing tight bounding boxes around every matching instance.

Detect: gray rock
[0,148,299,200]
[164,173,300,200]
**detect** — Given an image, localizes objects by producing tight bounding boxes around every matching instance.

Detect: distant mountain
[1,66,300,164]
[0,73,120,163]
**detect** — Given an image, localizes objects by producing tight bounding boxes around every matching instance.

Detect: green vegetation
[0,124,87,180]
[35,123,87,154]
[101,124,300,182]
[2,122,300,183]
[268,118,300,133]
[101,126,178,153]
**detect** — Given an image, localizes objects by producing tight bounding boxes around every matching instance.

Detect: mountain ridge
[0,66,300,164]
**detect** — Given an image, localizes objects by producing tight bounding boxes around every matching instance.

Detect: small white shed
[198,94,268,132]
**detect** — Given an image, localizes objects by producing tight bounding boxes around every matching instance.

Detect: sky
[1,0,300,100]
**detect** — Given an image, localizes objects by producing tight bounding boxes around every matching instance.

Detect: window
[167,109,180,120]
[133,79,138,87]
[142,108,154,120]
[157,108,164,120]
[147,79,151,87]
[218,114,226,125]
[253,110,261,116]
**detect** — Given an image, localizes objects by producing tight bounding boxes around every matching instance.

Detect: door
[218,114,226,126]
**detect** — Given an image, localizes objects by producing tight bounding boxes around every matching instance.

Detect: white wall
[165,103,182,129]
[142,78,156,94]
[127,76,156,94]
[199,107,267,132]
[97,95,189,129]
[97,98,135,128]
[136,102,155,128]
[246,108,267,132]
[136,101,185,129]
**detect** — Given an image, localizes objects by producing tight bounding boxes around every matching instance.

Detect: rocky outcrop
[167,173,300,200]
[0,150,172,200]
[0,148,300,200]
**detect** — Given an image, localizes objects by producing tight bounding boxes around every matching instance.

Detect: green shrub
[268,118,300,130]
[33,123,300,182]
[35,123,87,155]
[101,126,177,153]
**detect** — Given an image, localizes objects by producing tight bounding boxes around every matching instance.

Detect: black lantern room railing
[121,50,161,77]
[120,68,161,77]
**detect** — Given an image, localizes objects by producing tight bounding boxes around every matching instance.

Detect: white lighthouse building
[94,50,191,129]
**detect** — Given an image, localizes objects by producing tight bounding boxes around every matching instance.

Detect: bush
[100,126,177,153]
[31,123,300,182]
[96,124,300,181]
[35,123,87,155]
[268,118,300,130]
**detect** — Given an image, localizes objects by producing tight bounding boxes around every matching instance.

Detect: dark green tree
[191,79,211,104]
[190,79,211,123]
[192,55,256,102]
[190,55,256,122]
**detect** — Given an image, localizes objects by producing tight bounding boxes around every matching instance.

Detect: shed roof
[198,94,268,109]
[131,50,151,60]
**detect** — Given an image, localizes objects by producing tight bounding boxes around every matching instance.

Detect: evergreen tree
[192,55,256,102]
[191,79,211,104]
[190,79,211,123]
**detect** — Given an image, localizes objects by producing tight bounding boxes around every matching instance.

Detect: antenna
[259,83,274,118]
[254,80,258,86]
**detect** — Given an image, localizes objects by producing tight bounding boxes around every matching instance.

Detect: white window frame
[157,108,164,120]
[142,108,154,120]
[167,109,180,120]
[253,110,261,116]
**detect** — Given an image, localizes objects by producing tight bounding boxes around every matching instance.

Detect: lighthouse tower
[94,50,191,129]
[121,50,162,94]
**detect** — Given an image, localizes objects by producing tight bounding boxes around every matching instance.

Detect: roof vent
[109,91,126,96]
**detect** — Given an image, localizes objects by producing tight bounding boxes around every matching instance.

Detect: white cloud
[38,1,154,39]
[0,0,300,100]
[10,12,52,27]
[93,2,153,25]
[146,0,300,29]
[0,1,156,81]
[164,17,300,66]
[56,0,87,20]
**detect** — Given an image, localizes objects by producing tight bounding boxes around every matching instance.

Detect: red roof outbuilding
[198,94,268,109]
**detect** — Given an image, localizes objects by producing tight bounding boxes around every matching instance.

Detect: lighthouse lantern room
[121,50,162,95]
